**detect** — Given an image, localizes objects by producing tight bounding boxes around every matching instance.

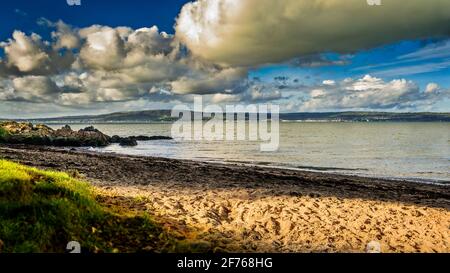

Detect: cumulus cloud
[38,18,81,50]
[210,78,286,104]
[0,30,74,75]
[79,26,128,70]
[170,67,247,94]
[11,76,61,102]
[72,24,248,103]
[300,75,449,111]
[1,31,51,73]
[176,0,450,66]
[0,20,248,106]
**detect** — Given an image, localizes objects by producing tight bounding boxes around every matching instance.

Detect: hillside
[2,110,450,123]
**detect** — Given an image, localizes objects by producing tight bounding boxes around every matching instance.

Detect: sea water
[50,122,450,184]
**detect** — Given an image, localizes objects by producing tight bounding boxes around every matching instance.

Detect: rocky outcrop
[132,135,173,141]
[0,122,111,147]
[0,121,173,147]
[52,125,111,146]
[110,135,173,146]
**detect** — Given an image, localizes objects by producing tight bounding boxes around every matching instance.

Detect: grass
[0,159,196,253]
[0,128,9,142]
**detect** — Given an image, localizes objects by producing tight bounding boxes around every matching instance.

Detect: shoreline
[1,144,449,252]
[3,144,450,197]
[81,146,450,187]
[83,144,450,187]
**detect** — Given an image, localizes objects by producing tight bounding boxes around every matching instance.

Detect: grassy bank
[0,159,193,253]
[0,128,9,142]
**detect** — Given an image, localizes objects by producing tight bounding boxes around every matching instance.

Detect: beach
[1,145,449,253]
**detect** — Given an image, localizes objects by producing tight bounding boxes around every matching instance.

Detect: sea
[49,122,450,185]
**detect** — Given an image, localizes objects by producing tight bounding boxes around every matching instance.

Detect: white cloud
[71,24,247,103]
[0,80,13,101]
[0,21,249,106]
[38,19,81,50]
[248,85,282,102]
[210,93,241,104]
[300,75,449,111]
[2,31,51,73]
[311,89,325,98]
[79,27,127,70]
[425,83,439,93]
[0,30,74,75]
[209,81,284,104]
[176,0,450,66]
[170,67,247,95]
[12,76,61,102]
[323,80,336,86]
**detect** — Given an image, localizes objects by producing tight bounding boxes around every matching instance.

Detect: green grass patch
[0,127,9,142]
[0,160,190,253]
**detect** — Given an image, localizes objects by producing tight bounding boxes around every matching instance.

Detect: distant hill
[2,110,450,123]
[279,112,450,122]
[16,110,175,124]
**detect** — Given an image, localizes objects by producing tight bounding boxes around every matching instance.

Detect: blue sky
[0,0,449,117]
[0,0,189,41]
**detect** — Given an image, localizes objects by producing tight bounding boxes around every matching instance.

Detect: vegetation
[0,160,196,253]
[0,127,9,142]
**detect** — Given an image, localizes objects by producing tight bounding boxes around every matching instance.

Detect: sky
[0,0,449,118]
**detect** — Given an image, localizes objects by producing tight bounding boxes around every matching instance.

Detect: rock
[80,126,99,132]
[0,122,170,147]
[59,125,72,132]
[110,135,122,143]
[34,124,54,135]
[132,135,173,141]
[0,122,111,147]
[110,135,173,145]
[119,137,138,146]
[75,127,111,146]
[0,121,34,134]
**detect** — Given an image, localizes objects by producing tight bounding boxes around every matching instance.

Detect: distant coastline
[2,110,450,124]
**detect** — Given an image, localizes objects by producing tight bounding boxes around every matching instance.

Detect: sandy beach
[1,145,449,253]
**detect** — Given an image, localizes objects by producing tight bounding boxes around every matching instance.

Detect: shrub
[0,127,9,142]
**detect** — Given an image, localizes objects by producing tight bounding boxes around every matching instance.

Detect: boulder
[119,137,138,147]
[110,135,122,143]
[74,126,111,146]
[109,135,173,145]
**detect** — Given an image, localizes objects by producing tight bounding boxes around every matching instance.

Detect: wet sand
[1,145,449,253]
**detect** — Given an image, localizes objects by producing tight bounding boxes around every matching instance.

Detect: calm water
[50,123,450,184]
